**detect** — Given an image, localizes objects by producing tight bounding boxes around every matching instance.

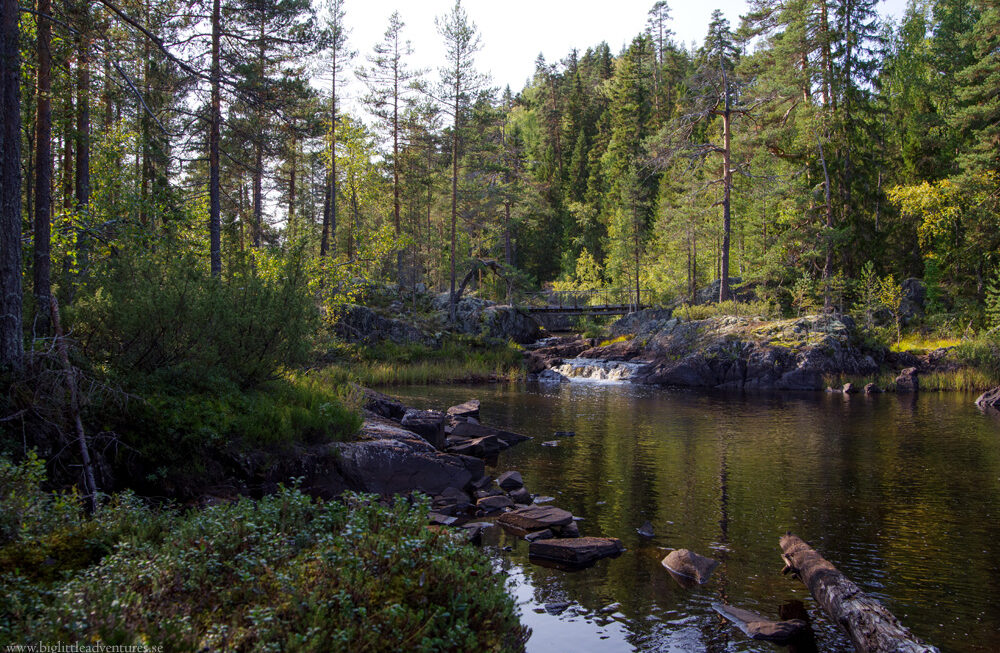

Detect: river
[389,382,1000,652]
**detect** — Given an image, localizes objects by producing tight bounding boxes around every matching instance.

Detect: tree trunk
[34,0,52,335]
[449,88,460,324]
[288,134,296,236]
[818,136,833,308]
[75,20,91,278]
[718,56,733,303]
[393,52,403,284]
[1,0,23,369]
[779,534,939,653]
[322,49,337,258]
[51,296,98,512]
[209,0,221,275]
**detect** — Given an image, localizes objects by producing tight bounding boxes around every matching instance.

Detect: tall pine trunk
[1,0,23,369]
[75,21,91,279]
[34,0,52,335]
[209,0,221,275]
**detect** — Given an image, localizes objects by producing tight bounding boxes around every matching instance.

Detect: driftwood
[779,533,939,653]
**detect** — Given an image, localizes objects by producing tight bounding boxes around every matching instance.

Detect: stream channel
[390,381,1000,652]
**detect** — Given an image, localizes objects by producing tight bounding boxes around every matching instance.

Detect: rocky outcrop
[976,387,1000,410]
[333,304,430,346]
[335,438,484,497]
[433,294,541,344]
[895,367,920,392]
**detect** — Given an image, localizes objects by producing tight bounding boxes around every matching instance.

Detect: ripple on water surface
[390,383,1000,652]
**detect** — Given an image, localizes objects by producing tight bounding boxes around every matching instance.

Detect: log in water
[779,533,939,653]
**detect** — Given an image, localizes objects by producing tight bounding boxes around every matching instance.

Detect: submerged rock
[509,488,533,505]
[662,548,720,586]
[864,382,883,395]
[636,521,655,538]
[529,537,625,567]
[714,603,809,644]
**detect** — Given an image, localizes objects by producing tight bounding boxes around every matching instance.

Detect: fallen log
[779,533,939,653]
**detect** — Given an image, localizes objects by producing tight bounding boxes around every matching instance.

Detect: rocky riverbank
[527,310,965,392]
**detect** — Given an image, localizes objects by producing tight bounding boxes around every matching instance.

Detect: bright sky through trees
[338,0,909,103]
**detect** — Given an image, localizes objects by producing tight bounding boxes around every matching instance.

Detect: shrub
[0,458,528,652]
[72,247,317,390]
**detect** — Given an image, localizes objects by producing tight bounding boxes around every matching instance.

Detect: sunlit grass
[890,334,962,354]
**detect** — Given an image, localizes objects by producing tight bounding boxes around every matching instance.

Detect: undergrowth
[0,457,528,651]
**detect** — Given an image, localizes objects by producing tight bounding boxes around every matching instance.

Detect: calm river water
[390,383,1000,652]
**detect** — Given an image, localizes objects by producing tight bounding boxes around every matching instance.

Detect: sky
[330,0,911,109]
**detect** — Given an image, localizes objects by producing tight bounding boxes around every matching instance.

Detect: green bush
[72,247,317,389]
[0,457,528,651]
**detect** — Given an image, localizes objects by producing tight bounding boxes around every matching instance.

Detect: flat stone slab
[976,386,1000,410]
[713,603,809,644]
[447,434,504,457]
[529,537,625,567]
[447,399,481,420]
[476,494,514,513]
[662,548,719,585]
[450,420,531,446]
[497,505,574,530]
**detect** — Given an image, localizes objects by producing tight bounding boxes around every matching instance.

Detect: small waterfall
[549,358,646,384]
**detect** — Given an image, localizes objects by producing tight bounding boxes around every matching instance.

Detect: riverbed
[390,382,1000,652]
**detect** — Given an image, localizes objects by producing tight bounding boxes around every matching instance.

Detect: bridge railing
[525,288,655,310]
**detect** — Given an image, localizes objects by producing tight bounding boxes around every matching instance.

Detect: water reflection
[390,383,1000,652]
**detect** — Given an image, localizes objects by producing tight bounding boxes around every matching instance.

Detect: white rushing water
[548,358,646,384]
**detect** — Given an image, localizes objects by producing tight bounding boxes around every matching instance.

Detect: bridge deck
[524,304,646,315]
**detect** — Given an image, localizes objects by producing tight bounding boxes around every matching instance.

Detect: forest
[0,0,999,649]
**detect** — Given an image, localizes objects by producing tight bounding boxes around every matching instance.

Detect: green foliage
[0,452,81,546]
[674,299,780,321]
[789,274,819,316]
[878,274,905,343]
[0,459,528,651]
[986,274,1000,333]
[853,262,881,331]
[73,247,317,389]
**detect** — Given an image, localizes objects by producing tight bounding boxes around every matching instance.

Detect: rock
[481,305,542,344]
[599,602,622,614]
[432,486,471,515]
[447,399,481,420]
[496,470,524,491]
[553,430,575,438]
[335,439,484,497]
[901,278,926,321]
[497,505,574,530]
[538,369,569,384]
[864,382,883,395]
[469,475,493,490]
[525,529,555,542]
[895,367,920,393]
[637,521,655,538]
[842,382,857,394]
[400,409,446,450]
[476,495,514,513]
[509,488,533,505]
[534,495,555,504]
[559,521,580,538]
[333,304,430,346]
[976,386,1000,410]
[428,512,458,526]
[474,487,504,500]
[713,603,809,644]
[450,421,531,447]
[541,440,560,447]
[544,601,571,615]
[662,549,720,585]
[459,521,493,545]
[358,415,436,452]
[447,434,504,458]
[528,537,625,567]
[359,387,407,420]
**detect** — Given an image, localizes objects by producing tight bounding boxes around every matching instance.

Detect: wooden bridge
[522,289,655,316]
